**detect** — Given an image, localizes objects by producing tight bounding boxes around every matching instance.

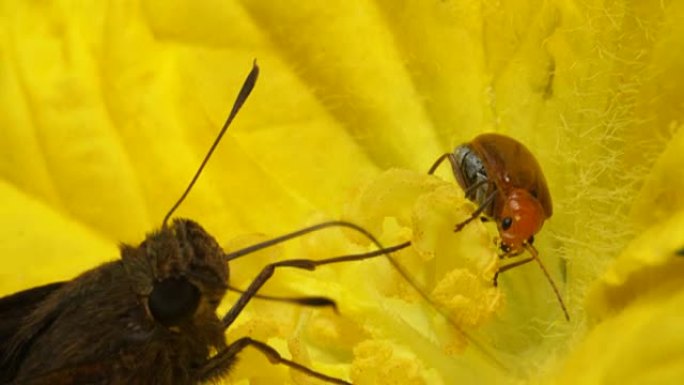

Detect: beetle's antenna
[162,61,259,228]
[526,244,570,321]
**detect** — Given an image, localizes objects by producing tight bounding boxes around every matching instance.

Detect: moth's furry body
[2,219,231,385]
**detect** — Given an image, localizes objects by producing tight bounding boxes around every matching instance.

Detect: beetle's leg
[454,190,497,232]
[493,257,534,286]
[195,337,350,385]
[462,179,488,201]
[428,152,465,184]
[498,248,524,259]
[427,153,452,175]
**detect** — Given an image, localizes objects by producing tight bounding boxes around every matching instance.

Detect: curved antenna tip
[161,62,259,228]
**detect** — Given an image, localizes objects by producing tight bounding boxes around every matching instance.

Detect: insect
[0,62,409,385]
[428,133,570,321]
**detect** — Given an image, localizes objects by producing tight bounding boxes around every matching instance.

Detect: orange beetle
[429,133,569,321]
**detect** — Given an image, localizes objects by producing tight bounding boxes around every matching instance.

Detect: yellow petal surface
[3,1,684,385]
[547,209,684,384]
[545,127,684,385]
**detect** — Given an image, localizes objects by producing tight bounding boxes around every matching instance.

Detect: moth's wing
[10,361,113,385]
[0,282,66,383]
[0,282,66,341]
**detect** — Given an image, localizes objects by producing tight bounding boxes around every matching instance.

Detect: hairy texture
[3,220,228,385]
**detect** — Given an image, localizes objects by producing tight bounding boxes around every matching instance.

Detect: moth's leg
[227,285,337,312]
[195,337,350,385]
[222,242,409,328]
[225,221,400,261]
[454,189,497,232]
[493,257,534,286]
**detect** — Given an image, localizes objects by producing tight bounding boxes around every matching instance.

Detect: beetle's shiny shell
[452,133,552,219]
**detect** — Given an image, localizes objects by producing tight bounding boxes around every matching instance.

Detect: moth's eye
[501,217,513,230]
[148,277,200,327]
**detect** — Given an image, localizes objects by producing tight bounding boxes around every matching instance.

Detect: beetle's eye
[501,217,513,230]
[528,235,535,245]
[148,277,200,327]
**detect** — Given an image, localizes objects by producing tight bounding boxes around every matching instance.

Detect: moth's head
[122,219,228,328]
[118,63,257,330]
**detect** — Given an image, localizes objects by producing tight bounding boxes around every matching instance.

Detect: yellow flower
[2,1,683,384]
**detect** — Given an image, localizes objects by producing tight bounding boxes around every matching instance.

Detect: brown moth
[0,63,409,385]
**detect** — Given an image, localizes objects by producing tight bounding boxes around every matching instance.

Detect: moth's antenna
[162,61,259,228]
